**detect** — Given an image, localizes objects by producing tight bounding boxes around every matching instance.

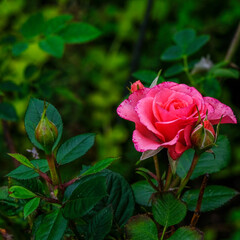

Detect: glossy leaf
[59,23,101,43]
[44,14,73,35]
[57,133,95,165]
[161,45,183,61]
[9,186,36,199]
[177,135,230,179]
[35,209,68,240]
[81,157,117,176]
[186,35,210,56]
[126,215,158,240]
[12,42,28,56]
[168,227,203,240]
[21,13,44,38]
[173,29,196,48]
[24,98,63,151]
[39,35,64,58]
[152,192,187,227]
[63,176,107,219]
[132,180,157,207]
[24,197,40,218]
[0,102,18,121]
[8,154,34,169]
[211,68,239,79]
[132,70,158,85]
[88,206,113,240]
[7,159,49,180]
[182,185,238,212]
[164,64,184,77]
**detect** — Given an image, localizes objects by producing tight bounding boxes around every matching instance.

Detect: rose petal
[204,97,237,124]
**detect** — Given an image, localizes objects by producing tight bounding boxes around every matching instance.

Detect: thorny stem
[164,165,172,191]
[46,153,60,186]
[153,155,162,190]
[225,22,240,63]
[190,174,209,227]
[183,55,195,86]
[177,152,200,196]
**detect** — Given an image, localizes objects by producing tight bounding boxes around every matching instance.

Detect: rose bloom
[117,81,237,160]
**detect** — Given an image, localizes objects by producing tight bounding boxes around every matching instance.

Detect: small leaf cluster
[1,98,134,240]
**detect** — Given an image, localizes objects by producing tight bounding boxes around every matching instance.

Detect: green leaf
[164,64,184,77]
[0,102,18,121]
[173,29,196,48]
[24,197,40,218]
[0,81,20,92]
[35,209,68,240]
[152,192,187,227]
[24,98,63,152]
[182,185,238,212]
[44,14,73,35]
[101,170,135,227]
[8,153,34,169]
[12,42,28,56]
[0,186,22,216]
[39,35,64,58]
[56,133,95,165]
[16,178,44,195]
[21,12,44,38]
[24,64,38,80]
[132,180,157,207]
[186,35,210,56]
[132,70,158,85]
[168,227,203,240]
[9,186,36,199]
[177,135,230,179]
[59,22,101,43]
[211,68,239,79]
[81,157,116,176]
[63,175,107,219]
[88,206,113,240]
[161,45,183,61]
[126,215,158,240]
[7,159,49,180]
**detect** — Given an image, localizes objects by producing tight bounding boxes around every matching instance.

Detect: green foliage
[12,42,28,56]
[81,157,117,176]
[131,180,156,207]
[126,215,158,240]
[182,185,238,212]
[7,159,49,180]
[132,70,158,85]
[35,209,68,240]
[152,192,187,227]
[7,153,34,169]
[56,133,95,165]
[39,36,64,58]
[164,64,184,77]
[24,98,63,152]
[63,175,107,219]
[58,23,101,44]
[9,186,36,199]
[168,227,203,240]
[0,102,18,121]
[24,197,40,218]
[177,135,230,179]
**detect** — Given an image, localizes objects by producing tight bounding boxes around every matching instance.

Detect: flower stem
[153,155,162,190]
[183,55,195,86]
[177,152,200,196]
[190,173,209,227]
[164,165,172,191]
[161,224,167,240]
[46,153,60,186]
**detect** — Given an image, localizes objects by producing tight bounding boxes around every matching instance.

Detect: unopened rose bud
[130,80,144,93]
[35,105,58,153]
[191,119,215,154]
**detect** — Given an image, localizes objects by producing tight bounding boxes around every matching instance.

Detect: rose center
[164,99,188,111]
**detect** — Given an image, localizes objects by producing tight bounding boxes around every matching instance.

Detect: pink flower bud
[130,80,144,93]
[191,119,216,154]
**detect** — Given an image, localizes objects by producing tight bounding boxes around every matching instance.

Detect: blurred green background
[0,0,240,239]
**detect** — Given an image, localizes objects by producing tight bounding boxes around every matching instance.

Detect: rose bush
[117,81,237,160]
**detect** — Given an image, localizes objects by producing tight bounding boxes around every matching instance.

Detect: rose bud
[35,105,58,154]
[191,119,216,154]
[130,80,144,93]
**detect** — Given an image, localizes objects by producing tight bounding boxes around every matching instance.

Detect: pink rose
[117,82,237,160]
[130,80,145,93]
